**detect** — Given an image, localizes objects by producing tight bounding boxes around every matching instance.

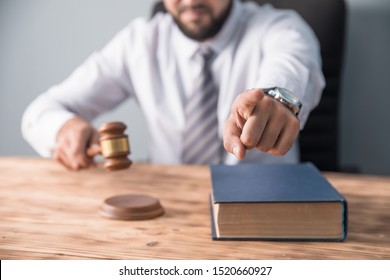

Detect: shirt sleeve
[21,21,140,157]
[254,8,325,128]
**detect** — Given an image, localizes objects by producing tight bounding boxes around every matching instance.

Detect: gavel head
[98,122,132,171]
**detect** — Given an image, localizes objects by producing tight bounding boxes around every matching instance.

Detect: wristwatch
[263,87,302,116]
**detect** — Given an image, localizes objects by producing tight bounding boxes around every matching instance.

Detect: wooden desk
[0,157,389,259]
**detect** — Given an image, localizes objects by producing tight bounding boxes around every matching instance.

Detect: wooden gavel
[87,122,132,171]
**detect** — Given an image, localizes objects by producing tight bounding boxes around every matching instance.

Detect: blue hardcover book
[210,163,348,241]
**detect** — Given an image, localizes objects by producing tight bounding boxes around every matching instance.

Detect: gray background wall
[0,0,389,175]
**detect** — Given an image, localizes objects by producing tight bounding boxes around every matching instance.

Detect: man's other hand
[223,88,300,160]
[54,117,99,170]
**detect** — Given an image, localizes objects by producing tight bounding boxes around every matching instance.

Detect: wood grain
[0,157,389,259]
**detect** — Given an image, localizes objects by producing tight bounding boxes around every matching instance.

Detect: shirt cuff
[23,110,76,158]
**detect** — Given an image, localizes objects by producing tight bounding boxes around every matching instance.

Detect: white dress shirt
[22,0,325,164]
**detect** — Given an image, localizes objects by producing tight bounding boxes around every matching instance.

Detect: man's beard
[173,1,232,41]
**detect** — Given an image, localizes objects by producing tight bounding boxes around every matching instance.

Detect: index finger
[223,114,246,160]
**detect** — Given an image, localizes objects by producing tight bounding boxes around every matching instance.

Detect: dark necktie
[182,48,221,164]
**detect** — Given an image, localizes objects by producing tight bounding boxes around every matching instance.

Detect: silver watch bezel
[263,87,302,116]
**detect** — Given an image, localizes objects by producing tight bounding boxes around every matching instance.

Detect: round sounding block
[99,194,164,220]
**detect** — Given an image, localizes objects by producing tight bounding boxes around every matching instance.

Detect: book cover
[210,163,348,241]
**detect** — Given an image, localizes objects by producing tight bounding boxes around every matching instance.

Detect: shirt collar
[172,0,242,60]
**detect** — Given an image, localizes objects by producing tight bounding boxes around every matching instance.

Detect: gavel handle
[86,145,101,158]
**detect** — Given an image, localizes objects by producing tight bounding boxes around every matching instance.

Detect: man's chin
[175,19,214,41]
[174,1,233,41]
[179,28,211,41]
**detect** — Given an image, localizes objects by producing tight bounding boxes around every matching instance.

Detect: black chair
[152,0,347,171]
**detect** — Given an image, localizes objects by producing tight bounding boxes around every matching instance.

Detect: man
[22,0,324,170]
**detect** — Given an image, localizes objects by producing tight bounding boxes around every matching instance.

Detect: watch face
[277,88,300,105]
[264,87,302,116]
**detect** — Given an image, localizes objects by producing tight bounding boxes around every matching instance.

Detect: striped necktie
[182,48,221,164]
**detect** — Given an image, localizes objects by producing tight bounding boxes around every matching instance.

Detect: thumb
[232,89,264,122]
[86,130,101,157]
[90,129,100,146]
